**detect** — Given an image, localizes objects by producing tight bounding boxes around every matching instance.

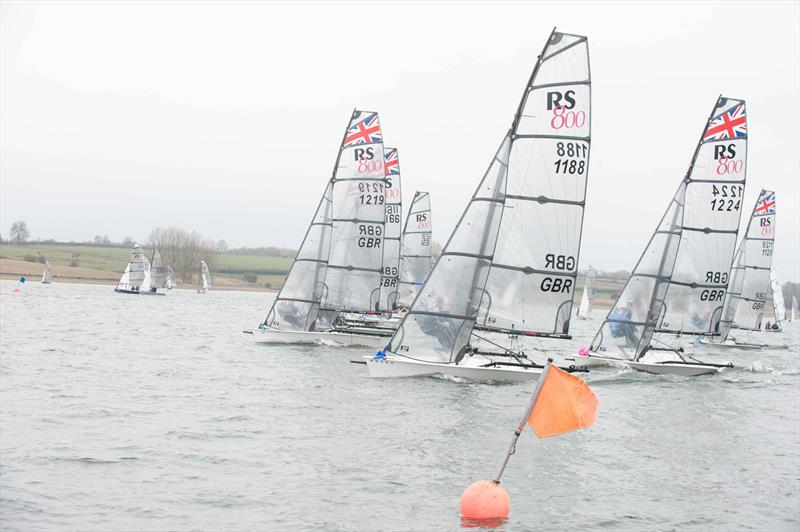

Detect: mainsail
[396,191,433,308]
[717,189,776,337]
[166,266,176,289]
[150,249,166,289]
[386,29,591,364]
[42,260,53,284]
[377,147,402,311]
[771,270,785,327]
[200,261,210,291]
[264,183,333,331]
[320,110,386,313]
[118,244,146,290]
[590,96,748,360]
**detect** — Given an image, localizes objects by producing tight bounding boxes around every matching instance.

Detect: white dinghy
[250,110,393,348]
[703,189,776,348]
[42,260,53,284]
[583,96,748,375]
[366,29,592,381]
[166,266,176,290]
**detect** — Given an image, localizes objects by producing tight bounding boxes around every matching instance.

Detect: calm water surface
[1,281,798,531]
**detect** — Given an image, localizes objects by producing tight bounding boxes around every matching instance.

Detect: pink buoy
[577,347,589,357]
[460,480,510,520]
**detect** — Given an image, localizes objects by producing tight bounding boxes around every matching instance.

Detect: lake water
[1,280,798,531]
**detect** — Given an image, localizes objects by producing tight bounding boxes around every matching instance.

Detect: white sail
[320,110,386,313]
[200,261,210,291]
[576,266,595,318]
[42,260,53,284]
[166,266,175,289]
[591,96,748,361]
[792,295,798,322]
[396,191,433,308]
[771,270,785,326]
[150,249,166,289]
[264,183,333,331]
[117,243,146,291]
[377,147,402,311]
[386,30,591,363]
[140,256,152,292]
[718,189,776,336]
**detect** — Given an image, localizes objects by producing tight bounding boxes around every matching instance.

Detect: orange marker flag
[527,364,598,438]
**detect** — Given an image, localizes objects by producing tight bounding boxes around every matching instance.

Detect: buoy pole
[493,358,552,484]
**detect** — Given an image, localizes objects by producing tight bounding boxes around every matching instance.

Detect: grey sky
[2,2,798,279]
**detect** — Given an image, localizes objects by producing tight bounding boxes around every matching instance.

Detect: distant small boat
[42,260,53,284]
[115,243,165,296]
[166,266,176,290]
[196,261,210,293]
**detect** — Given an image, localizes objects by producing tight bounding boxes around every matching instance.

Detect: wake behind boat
[582,96,747,376]
[367,28,592,381]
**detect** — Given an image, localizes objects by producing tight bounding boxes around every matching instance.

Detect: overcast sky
[2,1,798,279]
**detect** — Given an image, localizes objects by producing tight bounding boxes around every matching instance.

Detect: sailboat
[792,295,798,322]
[42,260,53,284]
[767,269,785,332]
[196,261,210,293]
[395,191,433,310]
[583,96,747,376]
[701,190,775,349]
[576,266,596,320]
[704,189,777,348]
[149,249,166,292]
[115,243,164,295]
[366,29,592,381]
[166,266,176,289]
[251,110,391,347]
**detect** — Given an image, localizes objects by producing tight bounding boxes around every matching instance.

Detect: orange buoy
[13,287,20,292]
[459,479,510,520]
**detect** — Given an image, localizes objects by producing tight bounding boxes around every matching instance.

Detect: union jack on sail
[704,104,747,141]
[754,191,775,216]
[384,148,400,175]
[344,111,382,147]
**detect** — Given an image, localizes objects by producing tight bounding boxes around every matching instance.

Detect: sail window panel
[276,260,328,304]
[658,283,724,334]
[534,40,589,86]
[413,255,493,319]
[397,254,432,307]
[389,315,474,364]
[516,84,590,138]
[295,223,333,261]
[682,181,745,233]
[492,199,583,274]
[270,301,316,331]
[689,139,747,182]
[508,137,588,202]
[323,266,382,312]
[669,231,737,287]
[592,321,646,361]
[634,232,682,276]
[478,270,574,334]
[445,200,506,257]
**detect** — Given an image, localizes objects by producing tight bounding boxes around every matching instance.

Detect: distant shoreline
[0,272,276,293]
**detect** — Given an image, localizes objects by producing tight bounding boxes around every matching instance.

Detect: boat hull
[252,327,390,348]
[699,339,765,350]
[114,288,165,296]
[365,356,543,382]
[583,351,724,376]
